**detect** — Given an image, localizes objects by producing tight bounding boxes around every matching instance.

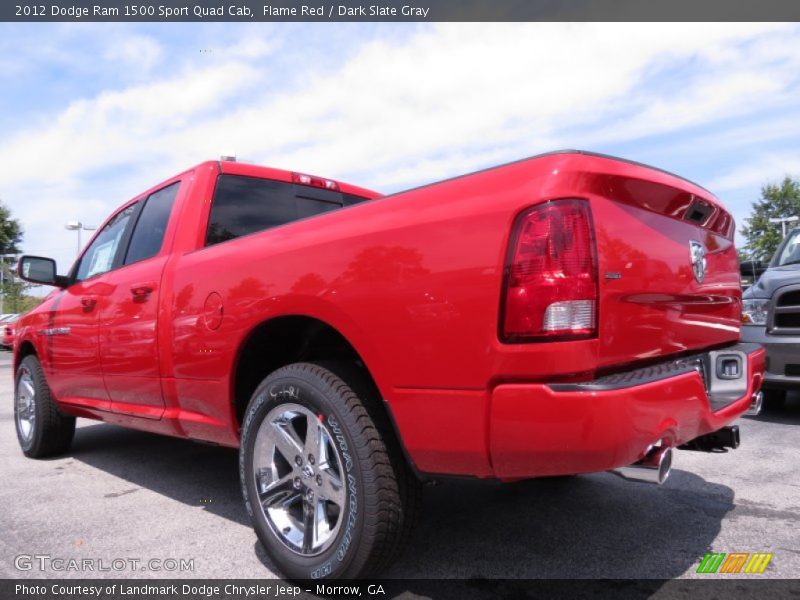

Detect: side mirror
[17,255,69,288]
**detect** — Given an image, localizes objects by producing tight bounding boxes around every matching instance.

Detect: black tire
[239,362,420,579]
[762,389,787,409]
[14,355,76,458]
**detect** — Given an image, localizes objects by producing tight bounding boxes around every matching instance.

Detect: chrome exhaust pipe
[745,390,763,416]
[611,446,673,485]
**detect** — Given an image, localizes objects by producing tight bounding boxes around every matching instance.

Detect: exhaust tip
[611,446,673,485]
[745,391,763,416]
[656,446,673,484]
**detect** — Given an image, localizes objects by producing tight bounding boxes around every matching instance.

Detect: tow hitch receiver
[679,425,740,452]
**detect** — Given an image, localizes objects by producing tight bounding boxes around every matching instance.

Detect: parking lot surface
[1,350,799,580]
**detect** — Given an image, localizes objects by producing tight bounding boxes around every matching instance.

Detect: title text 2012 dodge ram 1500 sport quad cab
[742,227,800,406]
[13,151,764,579]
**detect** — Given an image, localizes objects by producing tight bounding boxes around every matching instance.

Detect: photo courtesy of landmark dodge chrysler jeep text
[12,151,765,579]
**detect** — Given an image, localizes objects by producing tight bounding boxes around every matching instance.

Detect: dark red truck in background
[13,151,764,579]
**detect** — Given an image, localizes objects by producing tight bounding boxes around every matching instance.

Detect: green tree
[740,176,800,261]
[1,260,39,313]
[0,200,30,314]
[0,201,23,254]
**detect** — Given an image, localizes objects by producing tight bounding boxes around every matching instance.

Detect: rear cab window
[205,175,369,247]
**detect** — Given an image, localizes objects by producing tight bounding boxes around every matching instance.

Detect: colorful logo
[696,552,773,574]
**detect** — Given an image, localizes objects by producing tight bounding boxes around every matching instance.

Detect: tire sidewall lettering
[311,413,358,578]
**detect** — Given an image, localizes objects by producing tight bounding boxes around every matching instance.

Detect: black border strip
[5,0,800,22]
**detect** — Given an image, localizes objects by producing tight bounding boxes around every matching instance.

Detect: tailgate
[586,158,741,369]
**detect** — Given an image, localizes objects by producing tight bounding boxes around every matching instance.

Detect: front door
[46,203,139,412]
[44,280,109,412]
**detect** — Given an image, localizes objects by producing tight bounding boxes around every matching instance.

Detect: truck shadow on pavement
[70,423,733,579]
[386,472,731,579]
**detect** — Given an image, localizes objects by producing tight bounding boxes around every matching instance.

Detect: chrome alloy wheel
[252,403,347,556]
[15,366,36,442]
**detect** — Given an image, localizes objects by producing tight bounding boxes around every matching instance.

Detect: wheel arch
[15,339,38,373]
[230,314,416,472]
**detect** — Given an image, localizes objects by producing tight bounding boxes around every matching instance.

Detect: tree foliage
[0,201,23,255]
[1,260,40,313]
[0,199,35,314]
[740,176,800,262]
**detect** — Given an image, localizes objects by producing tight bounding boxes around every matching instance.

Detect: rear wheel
[15,355,76,458]
[239,362,420,579]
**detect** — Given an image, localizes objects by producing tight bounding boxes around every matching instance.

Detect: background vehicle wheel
[15,355,76,458]
[762,389,787,409]
[239,362,420,579]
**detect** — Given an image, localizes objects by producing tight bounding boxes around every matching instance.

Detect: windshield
[776,230,800,266]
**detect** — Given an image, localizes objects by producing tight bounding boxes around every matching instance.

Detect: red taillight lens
[501,199,598,342]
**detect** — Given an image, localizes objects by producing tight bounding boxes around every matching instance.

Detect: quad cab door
[97,182,181,419]
[45,204,139,413]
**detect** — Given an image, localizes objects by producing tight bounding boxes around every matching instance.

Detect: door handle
[130,282,156,299]
[80,296,97,309]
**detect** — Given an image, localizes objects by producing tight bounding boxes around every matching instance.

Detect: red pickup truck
[13,151,764,579]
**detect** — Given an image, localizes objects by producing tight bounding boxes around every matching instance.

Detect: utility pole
[65,221,97,257]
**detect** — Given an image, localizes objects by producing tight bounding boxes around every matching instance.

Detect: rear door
[98,182,180,419]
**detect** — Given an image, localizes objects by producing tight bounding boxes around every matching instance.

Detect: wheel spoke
[319,469,345,508]
[304,417,322,463]
[271,419,303,462]
[22,380,35,398]
[280,491,303,510]
[302,498,316,553]
[258,473,297,508]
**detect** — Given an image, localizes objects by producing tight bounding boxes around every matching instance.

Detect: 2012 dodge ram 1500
[13,151,764,579]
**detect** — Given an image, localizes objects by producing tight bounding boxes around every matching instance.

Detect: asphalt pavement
[1,350,798,580]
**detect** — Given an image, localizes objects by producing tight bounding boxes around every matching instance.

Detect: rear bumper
[489,343,765,478]
[740,325,800,390]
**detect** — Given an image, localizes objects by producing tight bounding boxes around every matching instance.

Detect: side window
[124,182,180,265]
[75,205,137,282]
[206,176,297,246]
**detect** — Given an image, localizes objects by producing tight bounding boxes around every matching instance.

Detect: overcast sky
[1,22,799,274]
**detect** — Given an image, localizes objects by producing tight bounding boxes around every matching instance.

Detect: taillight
[291,172,340,191]
[500,199,598,342]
